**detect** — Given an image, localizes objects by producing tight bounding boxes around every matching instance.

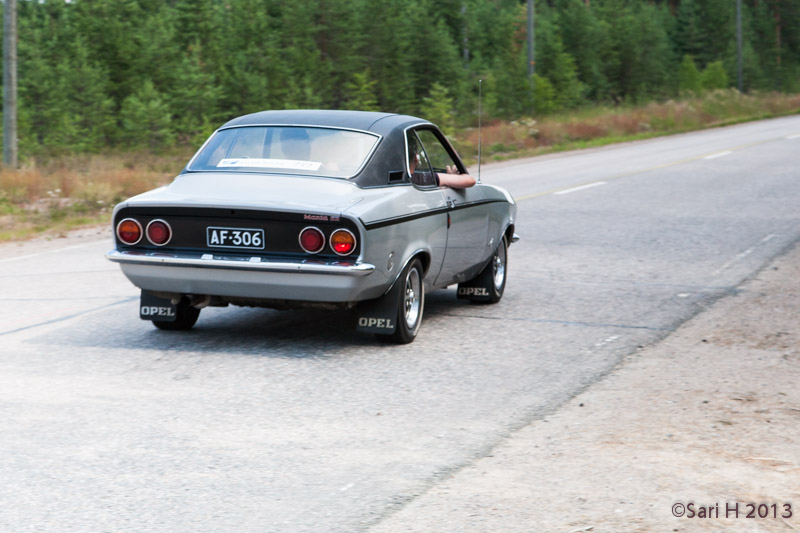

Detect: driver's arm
[437,165,476,189]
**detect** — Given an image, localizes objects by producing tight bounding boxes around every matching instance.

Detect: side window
[415,129,458,173]
[406,130,438,188]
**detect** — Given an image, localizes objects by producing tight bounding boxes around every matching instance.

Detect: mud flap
[139,290,177,322]
[456,259,494,302]
[356,278,403,335]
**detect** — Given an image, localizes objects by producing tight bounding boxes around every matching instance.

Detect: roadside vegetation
[454,89,800,162]
[1,0,800,240]
[2,89,798,242]
[0,152,190,241]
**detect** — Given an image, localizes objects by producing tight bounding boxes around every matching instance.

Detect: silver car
[107,110,518,343]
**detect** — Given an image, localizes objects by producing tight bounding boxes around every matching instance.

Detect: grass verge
[1,89,798,243]
[452,89,800,164]
[0,150,192,242]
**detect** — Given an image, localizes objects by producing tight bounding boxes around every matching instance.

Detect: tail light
[299,227,325,254]
[117,218,143,245]
[146,219,172,246]
[330,229,356,256]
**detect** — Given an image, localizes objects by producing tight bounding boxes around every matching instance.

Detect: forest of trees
[4,0,800,155]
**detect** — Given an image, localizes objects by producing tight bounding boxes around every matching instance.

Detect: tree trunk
[775,6,781,67]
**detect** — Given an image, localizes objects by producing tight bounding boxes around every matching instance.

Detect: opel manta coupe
[107,110,518,343]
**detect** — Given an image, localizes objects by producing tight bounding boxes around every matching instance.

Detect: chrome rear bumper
[106,249,381,302]
[106,249,375,275]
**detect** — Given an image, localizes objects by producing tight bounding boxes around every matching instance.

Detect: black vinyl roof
[221,109,428,137]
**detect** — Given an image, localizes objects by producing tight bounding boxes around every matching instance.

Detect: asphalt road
[1,116,799,532]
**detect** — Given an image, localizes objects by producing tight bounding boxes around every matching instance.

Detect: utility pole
[527,0,535,78]
[462,2,469,67]
[736,0,743,92]
[3,0,18,168]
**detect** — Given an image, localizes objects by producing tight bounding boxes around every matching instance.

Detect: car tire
[377,258,425,344]
[472,236,507,304]
[153,301,201,331]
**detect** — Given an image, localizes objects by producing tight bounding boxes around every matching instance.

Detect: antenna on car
[477,79,483,183]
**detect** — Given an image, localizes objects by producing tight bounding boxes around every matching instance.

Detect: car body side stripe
[362,199,506,230]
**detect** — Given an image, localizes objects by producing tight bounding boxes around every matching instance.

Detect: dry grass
[0,151,190,241]
[1,90,798,242]
[453,90,800,164]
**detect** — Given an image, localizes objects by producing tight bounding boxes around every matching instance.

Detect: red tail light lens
[299,227,325,254]
[117,218,143,245]
[146,219,172,246]
[330,229,356,256]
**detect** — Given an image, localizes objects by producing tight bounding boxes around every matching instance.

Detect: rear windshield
[187,126,380,179]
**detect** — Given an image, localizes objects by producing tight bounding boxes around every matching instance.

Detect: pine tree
[675,0,705,61]
[215,0,288,114]
[556,0,611,100]
[420,83,456,133]
[696,0,735,67]
[317,0,370,108]
[726,1,768,91]
[64,38,115,151]
[170,45,222,145]
[343,71,380,112]
[119,81,176,151]
[536,11,585,109]
[277,1,331,109]
[405,1,465,114]
[361,0,416,113]
[595,0,675,102]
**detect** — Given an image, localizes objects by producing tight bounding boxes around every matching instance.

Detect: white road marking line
[340,483,354,491]
[517,135,784,202]
[677,293,690,298]
[787,134,800,139]
[712,234,778,276]
[554,181,607,196]
[704,150,732,160]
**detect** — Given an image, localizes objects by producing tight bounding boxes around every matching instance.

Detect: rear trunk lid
[125,172,363,214]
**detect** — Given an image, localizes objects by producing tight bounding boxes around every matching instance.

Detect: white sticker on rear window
[217,158,322,171]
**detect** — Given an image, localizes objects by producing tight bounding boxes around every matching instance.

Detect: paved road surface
[1,116,799,532]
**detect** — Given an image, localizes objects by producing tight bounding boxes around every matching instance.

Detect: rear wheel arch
[415,250,432,276]
[391,248,431,286]
[503,224,515,246]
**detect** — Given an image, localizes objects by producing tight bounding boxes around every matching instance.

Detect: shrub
[678,55,702,95]
[701,61,729,91]
[532,75,558,114]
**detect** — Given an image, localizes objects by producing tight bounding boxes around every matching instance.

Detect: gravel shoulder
[371,243,800,532]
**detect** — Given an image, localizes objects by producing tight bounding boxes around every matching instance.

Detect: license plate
[206,226,265,249]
